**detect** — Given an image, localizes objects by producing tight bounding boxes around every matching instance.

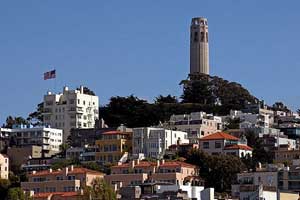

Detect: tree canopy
[185,149,246,192]
[82,178,116,200]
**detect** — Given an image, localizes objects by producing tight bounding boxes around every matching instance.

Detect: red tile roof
[160,161,197,168]
[112,161,156,168]
[29,167,104,177]
[200,132,239,141]
[33,192,80,198]
[224,144,253,151]
[102,131,131,135]
[112,161,196,169]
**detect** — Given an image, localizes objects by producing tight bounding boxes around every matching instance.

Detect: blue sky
[1,0,300,124]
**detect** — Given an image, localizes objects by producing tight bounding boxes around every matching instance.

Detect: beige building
[199,132,252,157]
[105,160,198,189]
[190,17,209,75]
[21,166,104,194]
[0,153,9,179]
[43,86,99,142]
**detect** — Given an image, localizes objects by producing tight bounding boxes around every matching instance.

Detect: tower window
[206,32,209,42]
[194,32,198,42]
[200,32,205,42]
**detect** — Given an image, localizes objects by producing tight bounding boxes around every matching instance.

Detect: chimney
[70,165,74,171]
[161,159,165,165]
[49,168,52,173]
[136,159,140,165]
[80,85,84,94]
[64,166,69,176]
[156,160,160,167]
[131,160,135,168]
[32,171,36,174]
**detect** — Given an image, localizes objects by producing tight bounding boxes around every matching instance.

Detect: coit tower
[190,17,209,75]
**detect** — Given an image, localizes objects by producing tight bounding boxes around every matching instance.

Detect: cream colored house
[21,166,104,194]
[0,153,9,179]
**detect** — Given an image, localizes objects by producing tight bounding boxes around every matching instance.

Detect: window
[203,142,209,149]
[200,32,205,42]
[83,101,86,105]
[215,142,221,149]
[194,32,198,42]
[69,99,75,104]
[78,99,80,104]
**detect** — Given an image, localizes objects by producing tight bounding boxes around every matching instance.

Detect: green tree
[0,179,11,198]
[27,102,44,126]
[3,116,28,128]
[186,149,246,192]
[82,178,116,200]
[155,95,178,104]
[7,187,25,200]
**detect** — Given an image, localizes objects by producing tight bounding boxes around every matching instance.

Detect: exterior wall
[66,147,84,160]
[43,86,99,142]
[21,167,104,193]
[7,146,42,166]
[132,128,188,159]
[95,133,132,164]
[199,139,227,155]
[166,112,222,143]
[237,171,278,188]
[105,173,148,187]
[7,126,62,156]
[190,17,209,75]
[106,161,197,189]
[21,180,81,193]
[0,154,8,179]
[224,149,252,157]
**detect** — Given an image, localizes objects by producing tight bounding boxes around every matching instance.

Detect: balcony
[68,107,84,114]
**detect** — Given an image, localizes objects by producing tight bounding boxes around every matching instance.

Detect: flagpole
[54,68,57,93]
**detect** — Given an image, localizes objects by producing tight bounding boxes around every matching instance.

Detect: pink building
[105,160,199,189]
[199,132,252,157]
[21,166,104,195]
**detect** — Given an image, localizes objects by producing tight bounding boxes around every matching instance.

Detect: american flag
[44,70,56,80]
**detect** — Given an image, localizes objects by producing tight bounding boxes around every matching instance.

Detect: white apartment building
[132,127,189,159]
[0,153,9,179]
[43,86,99,142]
[228,110,272,128]
[2,125,63,157]
[165,112,222,143]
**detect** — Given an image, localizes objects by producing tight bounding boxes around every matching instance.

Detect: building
[190,17,209,75]
[232,169,278,200]
[21,166,104,194]
[43,86,99,142]
[119,183,214,200]
[4,125,62,157]
[228,110,272,128]
[0,153,9,179]
[273,146,300,164]
[0,128,10,152]
[278,159,300,191]
[166,143,199,158]
[95,131,132,164]
[31,191,82,200]
[105,160,199,189]
[133,128,188,159]
[68,127,116,147]
[199,132,252,157]
[165,112,222,143]
[7,145,42,167]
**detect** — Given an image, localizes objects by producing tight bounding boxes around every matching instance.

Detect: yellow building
[95,131,132,164]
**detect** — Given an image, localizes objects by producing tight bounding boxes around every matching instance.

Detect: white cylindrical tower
[190,17,209,75]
